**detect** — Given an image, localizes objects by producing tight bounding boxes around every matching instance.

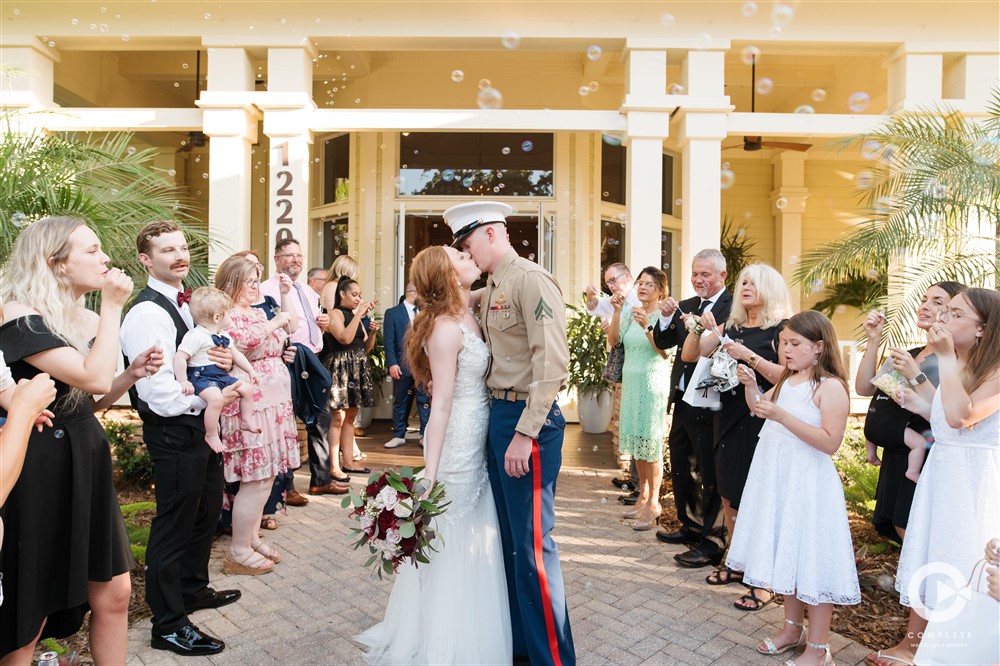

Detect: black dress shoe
[655,529,700,546]
[184,588,242,613]
[611,476,633,490]
[673,548,723,568]
[618,490,640,506]
[151,623,225,656]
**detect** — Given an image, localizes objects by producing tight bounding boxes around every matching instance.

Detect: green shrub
[120,501,155,565]
[105,420,154,487]
[834,420,880,518]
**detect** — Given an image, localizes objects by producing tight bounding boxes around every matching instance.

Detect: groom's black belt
[490,388,529,402]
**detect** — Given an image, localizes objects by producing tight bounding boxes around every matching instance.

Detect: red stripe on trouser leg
[531,438,562,666]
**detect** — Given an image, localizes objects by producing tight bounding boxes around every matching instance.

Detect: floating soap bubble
[588,81,599,92]
[204,12,212,19]
[663,263,670,269]
[578,85,590,97]
[776,197,788,210]
[755,77,774,95]
[854,171,874,189]
[182,63,189,70]
[528,253,535,260]
[477,87,503,109]
[167,169,176,176]
[741,45,760,65]
[521,140,534,152]
[794,104,815,114]
[462,176,474,187]
[442,169,455,182]
[501,31,521,49]
[771,2,794,27]
[279,17,286,24]
[586,45,602,60]
[695,32,712,48]
[660,13,676,26]
[600,497,608,505]
[926,179,948,199]
[99,23,109,32]
[741,1,758,17]
[393,176,405,189]
[861,139,882,161]
[501,146,511,155]
[875,196,893,214]
[602,134,622,146]
[720,168,736,189]
[811,88,827,103]
[451,69,464,83]
[478,78,491,90]
[668,83,685,95]
[173,82,180,88]
[71,18,78,24]
[259,177,265,183]
[769,25,782,38]
[788,255,798,264]
[522,240,529,246]
[592,445,599,452]
[675,198,683,207]
[12,212,28,228]
[121,34,129,41]
[848,91,870,112]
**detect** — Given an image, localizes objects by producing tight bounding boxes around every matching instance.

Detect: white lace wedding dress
[896,390,1000,610]
[356,323,512,665]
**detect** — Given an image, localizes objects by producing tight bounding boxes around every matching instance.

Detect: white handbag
[682,356,721,410]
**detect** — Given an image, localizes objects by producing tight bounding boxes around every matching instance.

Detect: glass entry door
[395,204,546,299]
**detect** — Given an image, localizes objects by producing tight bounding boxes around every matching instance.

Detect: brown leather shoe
[308,481,350,495]
[285,489,309,507]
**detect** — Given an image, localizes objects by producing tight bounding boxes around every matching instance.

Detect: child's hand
[865,440,882,466]
[753,398,783,422]
[736,364,758,388]
[180,380,195,395]
[249,372,261,385]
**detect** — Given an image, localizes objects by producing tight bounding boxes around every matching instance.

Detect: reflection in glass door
[395,208,543,298]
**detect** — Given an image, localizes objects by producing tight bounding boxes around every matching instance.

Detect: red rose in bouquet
[342,466,449,578]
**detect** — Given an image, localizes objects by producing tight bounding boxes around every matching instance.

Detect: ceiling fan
[177,51,208,153]
[724,54,811,153]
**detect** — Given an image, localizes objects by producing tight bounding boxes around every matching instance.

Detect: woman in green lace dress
[609,266,671,531]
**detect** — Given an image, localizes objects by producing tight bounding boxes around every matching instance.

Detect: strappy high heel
[784,641,833,666]
[757,619,806,655]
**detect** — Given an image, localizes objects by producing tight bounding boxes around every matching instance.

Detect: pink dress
[220,308,300,483]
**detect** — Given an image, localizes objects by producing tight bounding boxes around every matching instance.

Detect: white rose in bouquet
[386,528,402,545]
[377,485,400,511]
[359,514,375,532]
[393,501,413,518]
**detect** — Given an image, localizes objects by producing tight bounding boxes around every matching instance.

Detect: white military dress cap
[443,201,514,247]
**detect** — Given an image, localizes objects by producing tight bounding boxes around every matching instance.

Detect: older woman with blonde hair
[677,263,792,608]
[213,256,299,575]
[0,217,161,662]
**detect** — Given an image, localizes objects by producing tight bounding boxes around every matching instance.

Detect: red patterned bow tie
[177,288,192,307]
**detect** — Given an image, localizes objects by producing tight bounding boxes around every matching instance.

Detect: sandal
[734,587,776,612]
[757,619,806,655]
[785,641,833,666]
[260,516,278,530]
[864,650,915,666]
[254,541,282,564]
[223,552,274,576]
[331,473,351,483]
[706,567,744,586]
[343,466,371,474]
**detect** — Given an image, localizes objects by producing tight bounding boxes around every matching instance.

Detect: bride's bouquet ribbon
[343,466,450,578]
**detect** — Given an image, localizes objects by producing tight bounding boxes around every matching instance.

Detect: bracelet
[750,355,761,369]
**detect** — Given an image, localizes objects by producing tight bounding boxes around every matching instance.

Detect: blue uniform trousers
[391,372,430,438]
[487,399,575,666]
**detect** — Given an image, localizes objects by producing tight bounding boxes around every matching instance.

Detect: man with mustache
[121,221,242,656]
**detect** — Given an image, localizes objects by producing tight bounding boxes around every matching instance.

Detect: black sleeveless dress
[324,307,375,410]
[0,316,134,656]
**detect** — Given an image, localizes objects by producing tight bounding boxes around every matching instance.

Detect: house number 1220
[274,142,294,244]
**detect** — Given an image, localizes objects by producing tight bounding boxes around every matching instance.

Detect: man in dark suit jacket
[652,248,733,568]
[383,283,430,448]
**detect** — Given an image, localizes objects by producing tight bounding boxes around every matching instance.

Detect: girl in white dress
[727,311,859,666]
[866,288,1000,666]
[355,246,512,664]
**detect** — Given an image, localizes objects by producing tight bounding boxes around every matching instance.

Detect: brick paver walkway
[125,468,870,665]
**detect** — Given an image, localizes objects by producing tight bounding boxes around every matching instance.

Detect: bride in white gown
[356,246,512,665]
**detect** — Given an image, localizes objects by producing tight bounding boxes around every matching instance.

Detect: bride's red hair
[405,246,466,387]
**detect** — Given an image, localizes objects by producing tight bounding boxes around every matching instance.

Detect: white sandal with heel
[757,618,806,655]
[784,641,833,666]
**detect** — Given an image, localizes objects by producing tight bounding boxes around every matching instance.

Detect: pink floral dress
[220,308,300,483]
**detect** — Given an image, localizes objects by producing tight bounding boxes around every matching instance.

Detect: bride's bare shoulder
[427,316,464,350]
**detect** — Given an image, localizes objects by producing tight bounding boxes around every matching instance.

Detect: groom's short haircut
[137,220,183,255]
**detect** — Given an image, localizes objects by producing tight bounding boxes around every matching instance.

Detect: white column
[260,47,316,262]
[770,152,809,311]
[0,42,56,110]
[200,47,258,266]
[622,46,671,275]
[887,49,944,112]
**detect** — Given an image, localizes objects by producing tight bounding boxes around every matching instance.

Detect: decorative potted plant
[566,299,614,433]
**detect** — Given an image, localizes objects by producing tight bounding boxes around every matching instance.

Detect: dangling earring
[812,356,819,366]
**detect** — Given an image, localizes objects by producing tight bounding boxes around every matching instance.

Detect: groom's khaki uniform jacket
[480,248,569,438]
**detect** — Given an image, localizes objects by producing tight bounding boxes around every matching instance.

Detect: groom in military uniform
[446,201,575,666]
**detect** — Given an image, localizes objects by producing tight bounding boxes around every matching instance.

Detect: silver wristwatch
[909,372,929,386]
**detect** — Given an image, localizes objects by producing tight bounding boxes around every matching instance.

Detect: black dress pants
[304,407,332,487]
[142,419,224,632]
[667,396,725,555]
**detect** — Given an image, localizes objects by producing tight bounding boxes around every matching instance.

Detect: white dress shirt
[120,275,206,417]
[403,300,417,324]
[587,287,641,323]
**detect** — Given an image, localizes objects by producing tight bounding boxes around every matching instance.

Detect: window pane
[660,230,673,278]
[323,135,350,204]
[600,220,624,280]
[601,137,626,205]
[661,154,674,215]
[322,217,349,268]
[398,133,553,197]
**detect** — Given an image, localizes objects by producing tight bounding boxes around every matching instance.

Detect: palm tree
[0,113,211,299]
[795,91,1000,344]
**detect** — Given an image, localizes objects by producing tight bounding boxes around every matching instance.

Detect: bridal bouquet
[342,466,450,578]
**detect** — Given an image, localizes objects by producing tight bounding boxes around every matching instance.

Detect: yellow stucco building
[3,1,998,398]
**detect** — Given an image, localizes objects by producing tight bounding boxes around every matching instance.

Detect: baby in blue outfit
[173,287,260,452]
